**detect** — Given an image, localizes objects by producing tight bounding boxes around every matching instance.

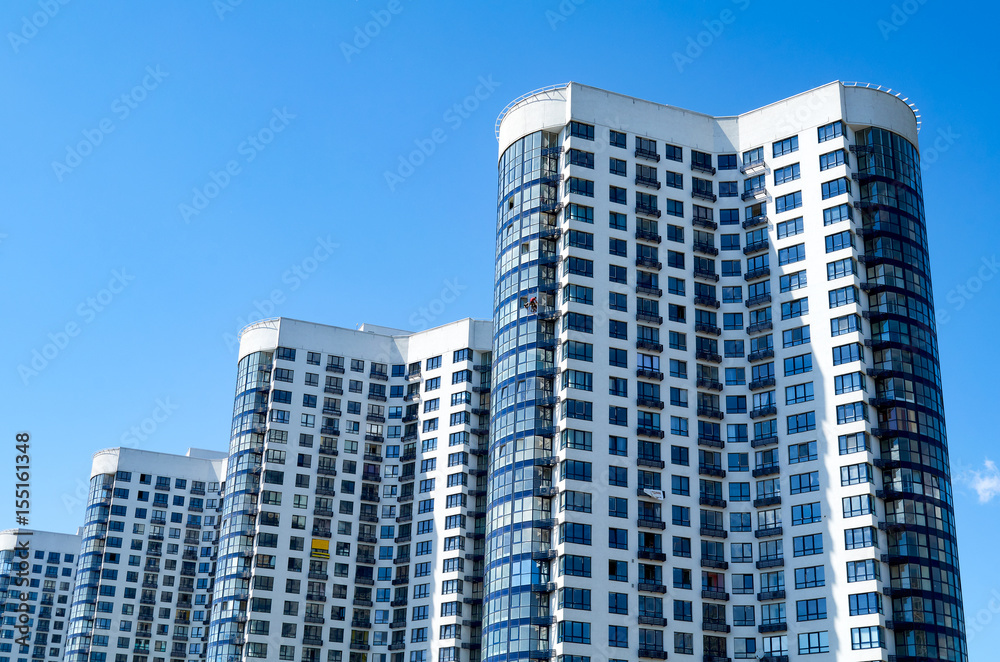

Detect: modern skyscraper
[64,448,227,662]
[207,318,492,662]
[487,82,964,662]
[0,528,82,662]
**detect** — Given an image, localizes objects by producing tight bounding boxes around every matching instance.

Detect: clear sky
[2,0,998,653]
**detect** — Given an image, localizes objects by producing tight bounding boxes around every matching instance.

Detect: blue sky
[2,0,998,653]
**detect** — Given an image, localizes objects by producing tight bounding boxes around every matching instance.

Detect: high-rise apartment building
[0,528,82,662]
[64,448,227,662]
[207,318,493,662]
[487,82,964,662]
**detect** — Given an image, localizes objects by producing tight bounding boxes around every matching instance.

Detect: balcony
[694,322,721,336]
[699,496,726,508]
[741,187,767,201]
[700,526,727,539]
[639,550,665,563]
[638,648,669,660]
[390,619,407,629]
[635,256,662,270]
[752,464,780,478]
[742,214,768,229]
[637,426,665,439]
[403,392,420,402]
[745,294,772,308]
[702,620,731,633]
[306,593,326,602]
[692,216,718,230]
[638,582,668,594]
[756,557,784,569]
[740,158,766,174]
[309,571,330,580]
[323,387,343,395]
[326,364,345,374]
[693,268,719,282]
[636,340,664,353]
[701,557,728,570]
[758,622,787,633]
[636,311,663,324]
[697,436,724,449]
[757,589,786,601]
[701,589,729,601]
[743,267,770,282]
[636,175,661,189]
[697,406,724,420]
[635,229,662,243]
[318,445,337,456]
[635,147,660,162]
[743,240,769,255]
[636,397,665,410]
[695,351,722,365]
[636,285,663,298]
[320,426,339,436]
[749,405,777,419]
[635,369,664,383]
[696,378,723,392]
[694,297,720,311]
[751,435,778,448]
[753,496,781,508]
[639,615,669,628]
[637,456,666,469]
[748,349,774,362]
[693,241,719,256]
[638,518,667,530]
[636,203,662,218]
[754,526,783,538]
[748,377,776,390]
[698,464,726,478]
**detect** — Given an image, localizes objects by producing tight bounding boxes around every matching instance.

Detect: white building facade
[63,448,227,662]
[206,318,493,662]
[0,529,82,662]
[486,82,964,662]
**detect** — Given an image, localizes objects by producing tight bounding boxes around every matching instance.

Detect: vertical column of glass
[855,127,966,661]
[65,474,113,662]
[484,130,561,662]
[207,350,271,662]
